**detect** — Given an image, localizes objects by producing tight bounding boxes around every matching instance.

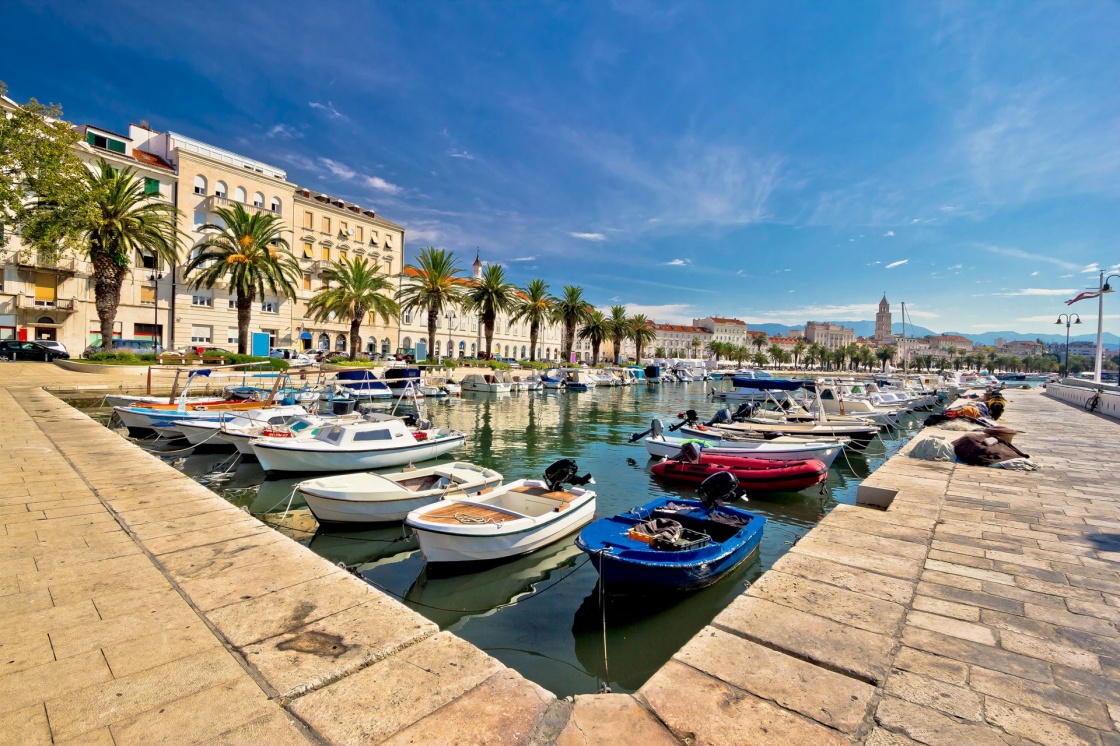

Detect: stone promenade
[0,361,1117,744]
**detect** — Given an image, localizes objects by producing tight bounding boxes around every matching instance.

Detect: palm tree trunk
[484,313,495,360]
[592,342,600,365]
[348,311,363,361]
[427,309,438,362]
[236,290,255,355]
[529,322,539,362]
[92,254,127,350]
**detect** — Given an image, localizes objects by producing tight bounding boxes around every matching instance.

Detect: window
[303,273,312,290]
[135,250,158,269]
[302,241,314,259]
[321,216,330,233]
[227,327,239,345]
[321,277,329,290]
[143,177,160,196]
[355,226,363,242]
[234,186,247,203]
[253,192,265,208]
[402,310,412,324]
[270,197,281,214]
[193,175,207,195]
[261,300,278,313]
[87,131,126,153]
[318,333,330,350]
[354,429,392,442]
[34,273,56,305]
[340,249,348,262]
[215,181,227,199]
[321,246,330,261]
[261,329,278,348]
[140,286,156,305]
[340,221,348,236]
[192,294,213,307]
[229,296,238,309]
[193,211,206,228]
[336,334,346,350]
[402,336,412,349]
[191,325,212,343]
[303,211,314,229]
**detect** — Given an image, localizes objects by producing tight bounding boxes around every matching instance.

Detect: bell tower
[472,249,483,279]
[875,294,892,341]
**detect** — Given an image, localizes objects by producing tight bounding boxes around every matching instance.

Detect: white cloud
[265,123,301,139]
[364,176,402,194]
[448,149,475,160]
[884,230,895,237]
[623,303,695,324]
[1082,263,1100,273]
[948,264,963,270]
[663,259,690,266]
[867,261,882,266]
[885,259,909,269]
[510,256,535,262]
[910,217,935,224]
[319,158,357,180]
[308,101,346,120]
[1030,271,1039,276]
[982,245,1081,271]
[990,288,1077,297]
[569,232,607,241]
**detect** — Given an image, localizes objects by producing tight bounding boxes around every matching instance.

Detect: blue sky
[4,0,1120,335]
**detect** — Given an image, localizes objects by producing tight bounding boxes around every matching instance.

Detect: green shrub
[84,352,158,364]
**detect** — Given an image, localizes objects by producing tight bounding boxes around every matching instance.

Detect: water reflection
[73,383,930,698]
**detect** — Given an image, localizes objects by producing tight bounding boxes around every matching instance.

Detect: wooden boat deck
[420,502,516,524]
[509,485,572,510]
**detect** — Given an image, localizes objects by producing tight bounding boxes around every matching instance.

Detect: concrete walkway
[1,360,1117,745]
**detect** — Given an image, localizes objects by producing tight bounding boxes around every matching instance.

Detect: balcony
[16,295,77,313]
[203,195,279,216]
[16,256,79,275]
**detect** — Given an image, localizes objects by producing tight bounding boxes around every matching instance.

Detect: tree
[768,344,784,368]
[184,203,296,354]
[859,346,875,371]
[751,332,768,357]
[752,351,768,368]
[579,309,611,365]
[654,346,667,359]
[552,285,592,361]
[511,279,553,363]
[465,262,518,361]
[792,339,807,369]
[606,305,631,364]
[708,340,728,362]
[732,345,750,366]
[629,314,657,362]
[0,82,88,249]
[398,247,467,361]
[876,346,895,371]
[307,256,398,361]
[26,161,181,350]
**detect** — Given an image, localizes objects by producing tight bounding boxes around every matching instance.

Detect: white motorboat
[442,380,462,396]
[297,462,503,524]
[542,369,567,389]
[461,373,513,393]
[173,406,309,446]
[405,459,596,563]
[642,421,845,467]
[210,412,361,455]
[251,417,466,473]
[510,373,544,391]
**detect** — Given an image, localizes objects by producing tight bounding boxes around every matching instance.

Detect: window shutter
[140,286,156,304]
[144,178,160,195]
[108,139,126,154]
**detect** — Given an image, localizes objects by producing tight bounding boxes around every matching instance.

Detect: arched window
[214,181,227,199]
[458,341,466,357]
[520,345,526,359]
[366,336,376,353]
[193,175,207,195]
[434,340,441,356]
[270,197,281,214]
[234,186,247,203]
[336,334,346,350]
[381,338,391,355]
[317,333,330,350]
[253,192,265,209]
[471,343,476,357]
[504,345,510,358]
[545,348,551,359]
[402,336,412,349]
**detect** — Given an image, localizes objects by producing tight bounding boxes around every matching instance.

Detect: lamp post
[445,310,456,362]
[1055,313,1082,379]
[1098,274,1120,383]
[148,272,163,352]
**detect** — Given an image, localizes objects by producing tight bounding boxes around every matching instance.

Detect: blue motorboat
[335,369,392,399]
[575,472,765,593]
[644,364,664,384]
[383,366,423,393]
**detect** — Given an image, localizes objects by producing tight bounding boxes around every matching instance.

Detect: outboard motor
[543,459,595,492]
[676,441,704,464]
[697,470,740,510]
[650,419,665,438]
[705,407,732,426]
[401,413,420,427]
[732,402,755,421]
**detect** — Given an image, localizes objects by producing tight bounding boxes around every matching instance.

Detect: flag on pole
[1066,290,1101,306]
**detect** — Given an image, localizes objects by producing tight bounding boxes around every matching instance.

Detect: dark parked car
[0,340,71,361]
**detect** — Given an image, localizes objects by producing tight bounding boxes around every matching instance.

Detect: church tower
[472,249,483,280]
[875,294,892,341]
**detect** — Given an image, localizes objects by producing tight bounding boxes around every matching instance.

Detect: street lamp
[148,272,163,352]
[1055,313,1082,379]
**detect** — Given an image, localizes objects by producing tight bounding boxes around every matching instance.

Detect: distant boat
[461,373,513,393]
[335,369,393,399]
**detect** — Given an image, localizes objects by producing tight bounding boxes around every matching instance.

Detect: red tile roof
[130,149,174,171]
[707,317,746,325]
[652,324,710,333]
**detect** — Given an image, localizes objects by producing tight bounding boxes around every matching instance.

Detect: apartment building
[804,321,855,351]
[649,323,711,359]
[692,316,748,348]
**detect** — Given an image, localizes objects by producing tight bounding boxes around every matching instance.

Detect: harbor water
[77,382,931,697]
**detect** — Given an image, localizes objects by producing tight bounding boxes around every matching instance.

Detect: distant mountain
[745,322,1119,348]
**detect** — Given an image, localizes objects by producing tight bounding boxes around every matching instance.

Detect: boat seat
[420,502,520,524]
[509,485,573,511]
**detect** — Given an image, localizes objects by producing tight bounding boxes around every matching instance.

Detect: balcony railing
[204,195,280,216]
[16,256,79,274]
[16,295,77,312]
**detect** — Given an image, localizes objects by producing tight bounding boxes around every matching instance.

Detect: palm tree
[751,333,768,357]
[607,305,631,364]
[397,247,467,361]
[552,285,592,361]
[690,336,703,359]
[578,309,611,365]
[708,340,727,362]
[307,256,398,361]
[768,344,784,368]
[752,351,768,368]
[732,345,750,366]
[511,279,553,362]
[31,161,181,350]
[876,346,895,371]
[859,346,875,371]
[792,339,807,369]
[629,314,657,362]
[654,346,667,359]
[185,203,297,354]
[465,263,518,360]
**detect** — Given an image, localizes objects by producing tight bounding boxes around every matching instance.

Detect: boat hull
[643,435,843,467]
[651,457,828,492]
[251,433,466,473]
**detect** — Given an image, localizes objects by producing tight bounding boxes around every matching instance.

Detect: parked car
[269,348,316,368]
[37,340,68,356]
[82,339,157,358]
[0,340,71,361]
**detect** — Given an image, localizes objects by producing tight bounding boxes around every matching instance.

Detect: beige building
[649,324,711,359]
[926,334,973,353]
[692,316,748,348]
[805,321,855,350]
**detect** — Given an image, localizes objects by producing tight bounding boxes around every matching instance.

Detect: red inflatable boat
[652,451,828,492]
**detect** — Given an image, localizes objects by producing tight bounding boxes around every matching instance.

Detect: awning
[300,331,313,340]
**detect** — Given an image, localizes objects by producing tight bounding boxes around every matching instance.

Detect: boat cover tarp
[730,377,804,391]
[952,433,1030,467]
[630,517,682,541]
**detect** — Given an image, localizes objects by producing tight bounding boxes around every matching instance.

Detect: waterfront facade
[692,316,747,348]
[649,323,711,359]
[805,321,855,350]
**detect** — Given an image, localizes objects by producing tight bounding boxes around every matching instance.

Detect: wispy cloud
[364,175,402,194]
[319,158,356,180]
[990,288,1077,296]
[447,149,475,160]
[308,101,346,120]
[266,123,301,139]
[1030,271,1039,277]
[569,232,607,241]
[885,259,909,269]
[1082,263,1100,273]
[982,245,1081,271]
[663,258,690,266]
[883,230,895,237]
[510,256,535,262]
[948,264,963,270]
[867,260,882,266]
